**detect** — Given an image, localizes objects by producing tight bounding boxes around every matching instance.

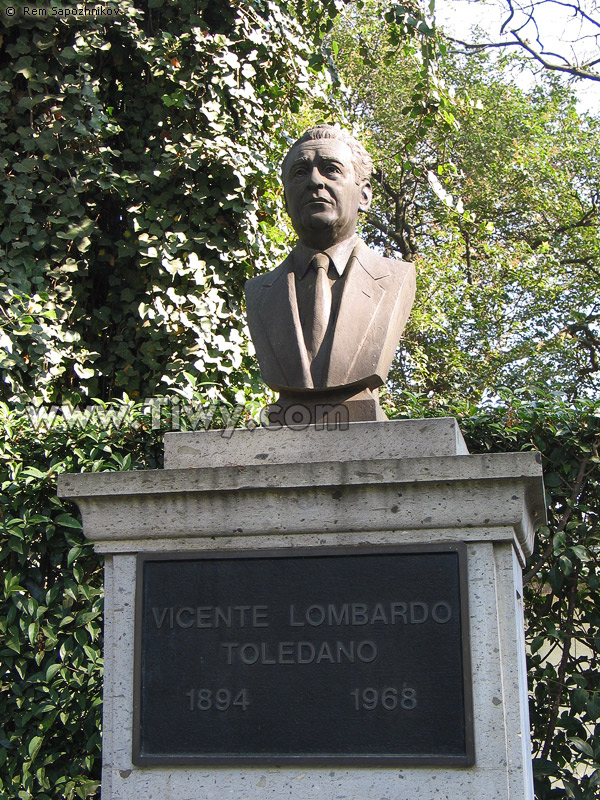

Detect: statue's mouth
[305,197,333,207]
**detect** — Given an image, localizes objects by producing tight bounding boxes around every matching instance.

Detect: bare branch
[536,48,574,67]
[446,36,523,54]
[537,0,600,30]
[511,29,600,81]
[443,0,600,82]
[500,0,517,34]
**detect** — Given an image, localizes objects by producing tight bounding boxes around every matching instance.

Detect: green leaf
[28,735,44,759]
[533,758,559,776]
[548,565,563,593]
[55,514,82,530]
[572,688,588,712]
[45,663,62,681]
[544,472,562,487]
[67,546,82,566]
[570,545,589,561]
[22,466,47,479]
[586,695,600,720]
[569,737,594,757]
[559,554,573,576]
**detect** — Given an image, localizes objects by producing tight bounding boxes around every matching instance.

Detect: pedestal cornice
[58,451,545,559]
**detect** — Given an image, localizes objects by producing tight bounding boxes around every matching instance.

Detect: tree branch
[447,36,523,54]
[500,0,516,34]
[535,0,600,31]
[445,8,600,83]
[530,208,597,249]
[364,212,409,254]
[511,29,600,81]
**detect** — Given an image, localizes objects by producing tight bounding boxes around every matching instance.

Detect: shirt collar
[293,235,359,280]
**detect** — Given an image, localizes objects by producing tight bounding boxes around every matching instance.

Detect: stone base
[99,542,533,800]
[163,417,469,469]
[268,386,387,424]
[57,418,544,800]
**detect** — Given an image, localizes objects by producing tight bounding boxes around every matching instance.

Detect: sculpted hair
[282,125,373,184]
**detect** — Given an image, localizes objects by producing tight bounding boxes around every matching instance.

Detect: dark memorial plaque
[133,545,473,765]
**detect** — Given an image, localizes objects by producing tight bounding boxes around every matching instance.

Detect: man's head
[282,125,373,250]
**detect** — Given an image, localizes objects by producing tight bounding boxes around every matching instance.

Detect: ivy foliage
[0,0,337,405]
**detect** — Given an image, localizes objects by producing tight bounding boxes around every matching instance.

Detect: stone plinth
[58,419,545,800]
[163,416,469,468]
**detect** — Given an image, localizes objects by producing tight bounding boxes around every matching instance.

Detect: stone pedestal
[58,418,545,800]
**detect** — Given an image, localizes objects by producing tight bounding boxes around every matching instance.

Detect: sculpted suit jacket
[245,239,416,393]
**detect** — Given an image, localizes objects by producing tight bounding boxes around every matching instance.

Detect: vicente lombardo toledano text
[135,550,471,763]
[150,599,453,714]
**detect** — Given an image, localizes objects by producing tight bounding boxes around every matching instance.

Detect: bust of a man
[245,125,415,422]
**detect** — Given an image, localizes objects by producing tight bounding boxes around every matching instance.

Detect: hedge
[1,395,599,799]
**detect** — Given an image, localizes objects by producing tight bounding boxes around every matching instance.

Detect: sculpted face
[283,138,372,249]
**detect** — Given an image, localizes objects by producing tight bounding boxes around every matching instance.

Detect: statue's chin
[306,219,333,232]
[299,211,336,233]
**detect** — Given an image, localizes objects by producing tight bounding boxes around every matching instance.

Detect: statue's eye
[292,165,308,178]
[324,164,341,175]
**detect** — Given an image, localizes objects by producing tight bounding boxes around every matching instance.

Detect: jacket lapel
[257,254,313,388]
[326,241,389,386]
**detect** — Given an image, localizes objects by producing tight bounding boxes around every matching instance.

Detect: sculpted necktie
[308,252,332,359]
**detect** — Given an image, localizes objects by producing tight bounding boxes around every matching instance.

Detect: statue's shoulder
[354,240,414,281]
[245,253,293,295]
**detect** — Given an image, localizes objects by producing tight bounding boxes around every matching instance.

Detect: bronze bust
[245,125,415,422]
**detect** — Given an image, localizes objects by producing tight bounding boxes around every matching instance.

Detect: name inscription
[152,600,453,630]
[134,547,472,765]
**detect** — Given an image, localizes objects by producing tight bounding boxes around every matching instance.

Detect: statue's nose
[307,167,324,189]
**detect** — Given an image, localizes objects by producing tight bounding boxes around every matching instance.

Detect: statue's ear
[359,180,372,213]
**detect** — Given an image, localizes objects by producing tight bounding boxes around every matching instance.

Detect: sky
[434,0,600,113]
